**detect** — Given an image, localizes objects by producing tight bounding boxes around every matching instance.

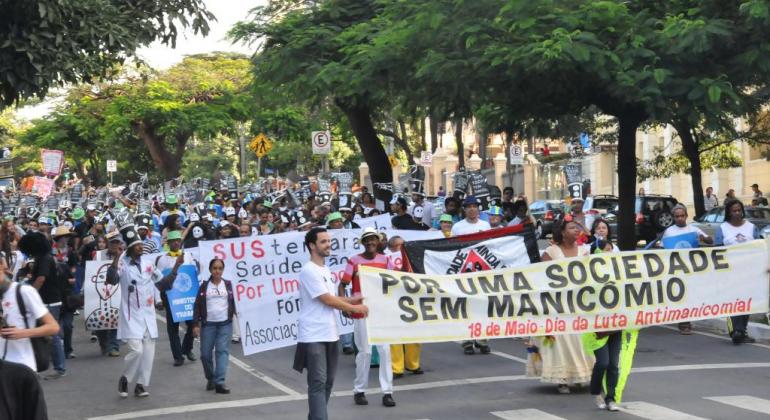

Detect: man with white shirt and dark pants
[662,204,712,335]
[451,196,492,354]
[293,227,369,420]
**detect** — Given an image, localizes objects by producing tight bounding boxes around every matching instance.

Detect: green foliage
[19,53,254,182]
[0,0,214,106]
[637,143,742,180]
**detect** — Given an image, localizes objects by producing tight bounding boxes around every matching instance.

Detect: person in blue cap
[486,206,505,229]
[451,195,491,236]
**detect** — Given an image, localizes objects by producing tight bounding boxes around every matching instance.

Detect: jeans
[60,310,74,356]
[163,297,194,361]
[590,331,621,402]
[200,321,232,385]
[305,341,339,420]
[47,304,66,373]
[340,332,354,350]
[96,329,120,353]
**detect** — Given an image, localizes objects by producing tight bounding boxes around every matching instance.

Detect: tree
[231,0,396,201]
[20,53,253,181]
[0,0,214,106]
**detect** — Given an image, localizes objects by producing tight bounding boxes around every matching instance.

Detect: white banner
[198,228,441,355]
[355,213,392,231]
[84,260,121,331]
[361,240,770,345]
[423,235,531,275]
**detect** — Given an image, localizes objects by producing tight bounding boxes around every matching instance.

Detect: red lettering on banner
[235,283,265,301]
[213,243,226,260]
[251,240,265,258]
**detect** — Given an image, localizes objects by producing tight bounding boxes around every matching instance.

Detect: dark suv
[634,195,678,243]
[529,200,566,239]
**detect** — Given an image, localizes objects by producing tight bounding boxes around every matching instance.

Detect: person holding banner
[715,199,760,344]
[154,231,198,366]
[191,258,235,394]
[662,204,712,335]
[452,195,492,355]
[292,227,369,420]
[536,218,595,394]
[339,227,396,407]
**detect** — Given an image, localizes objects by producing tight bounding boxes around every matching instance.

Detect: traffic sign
[249,134,273,158]
[420,151,433,167]
[106,160,117,173]
[509,144,523,165]
[312,131,331,155]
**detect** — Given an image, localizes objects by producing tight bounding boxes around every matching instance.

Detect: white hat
[224,207,236,216]
[238,208,248,219]
[360,227,380,242]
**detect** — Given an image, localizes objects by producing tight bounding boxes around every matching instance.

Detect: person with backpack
[0,260,60,372]
[18,231,68,379]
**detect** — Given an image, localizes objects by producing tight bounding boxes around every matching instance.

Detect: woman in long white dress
[532,217,595,394]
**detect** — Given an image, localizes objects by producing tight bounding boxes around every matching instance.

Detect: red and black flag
[401,224,540,275]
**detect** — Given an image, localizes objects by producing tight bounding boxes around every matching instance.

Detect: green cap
[326,212,343,224]
[263,200,273,209]
[439,214,454,223]
[166,194,178,205]
[72,208,85,220]
[167,230,182,241]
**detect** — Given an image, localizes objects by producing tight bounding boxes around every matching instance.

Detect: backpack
[15,284,51,372]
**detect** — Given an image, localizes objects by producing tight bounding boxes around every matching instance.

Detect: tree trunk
[616,113,646,251]
[132,120,185,180]
[419,117,427,152]
[675,119,706,218]
[429,112,439,153]
[336,101,393,202]
[454,118,465,169]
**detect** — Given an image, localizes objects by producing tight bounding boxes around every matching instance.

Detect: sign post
[249,134,273,178]
[106,159,117,185]
[312,131,332,174]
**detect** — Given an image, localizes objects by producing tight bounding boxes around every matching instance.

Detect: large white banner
[84,260,120,331]
[198,228,442,355]
[361,240,770,345]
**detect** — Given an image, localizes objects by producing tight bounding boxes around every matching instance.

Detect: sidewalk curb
[693,319,770,340]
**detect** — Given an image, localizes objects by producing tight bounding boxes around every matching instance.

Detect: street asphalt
[42,312,770,420]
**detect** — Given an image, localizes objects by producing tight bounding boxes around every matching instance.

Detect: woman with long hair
[192,258,236,394]
[530,218,595,395]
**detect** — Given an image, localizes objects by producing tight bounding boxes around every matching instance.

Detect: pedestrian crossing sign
[250,134,273,158]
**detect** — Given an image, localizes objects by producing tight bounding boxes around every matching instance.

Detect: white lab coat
[112,253,162,341]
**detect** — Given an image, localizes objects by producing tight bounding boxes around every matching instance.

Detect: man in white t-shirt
[0,277,60,372]
[450,196,492,355]
[293,227,368,420]
[451,195,491,236]
[662,204,712,335]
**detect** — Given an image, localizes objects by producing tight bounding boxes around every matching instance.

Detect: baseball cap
[224,207,236,216]
[439,214,454,223]
[72,208,85,220]
[165,194,178,205]
[390,196,407,208]
[486,206,503,216]
[167,230,182,241]
[462,195,480,207]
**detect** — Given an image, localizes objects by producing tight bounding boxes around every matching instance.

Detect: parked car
[693,206,770,240]
[529,200,566,239]
[583,195,618,234]
[634,195,679,243]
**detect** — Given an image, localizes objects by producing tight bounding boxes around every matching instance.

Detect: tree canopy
[0,0,215,106]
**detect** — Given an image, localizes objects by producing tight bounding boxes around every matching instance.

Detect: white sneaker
[557,384,570,394]
[607,401,620,412]
[594,395,607,409]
